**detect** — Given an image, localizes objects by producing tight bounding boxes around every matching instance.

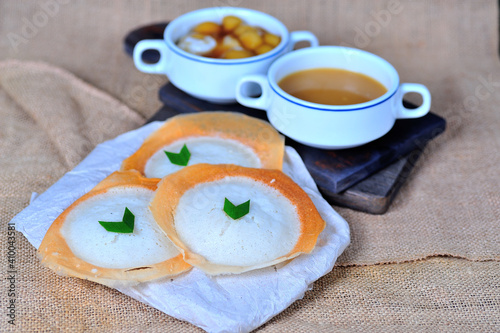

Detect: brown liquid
[278,68,387,105]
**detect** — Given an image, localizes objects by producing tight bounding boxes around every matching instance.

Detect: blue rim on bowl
[268,46,400,112]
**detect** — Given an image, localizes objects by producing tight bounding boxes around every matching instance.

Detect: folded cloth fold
[0,60,144,169]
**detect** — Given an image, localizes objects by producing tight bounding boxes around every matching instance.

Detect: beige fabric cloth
[4,254,499,332]
[0,0,499,331]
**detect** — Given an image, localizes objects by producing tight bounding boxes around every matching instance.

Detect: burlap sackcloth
[1,0,499,332]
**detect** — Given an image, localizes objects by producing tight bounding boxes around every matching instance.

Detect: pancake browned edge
[150,163,326,275]
[120,111,285,174]
[38,171,192,288]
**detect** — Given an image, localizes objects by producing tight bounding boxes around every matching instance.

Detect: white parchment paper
[11,121,350,333]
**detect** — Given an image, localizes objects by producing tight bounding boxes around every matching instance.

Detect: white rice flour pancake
[38,171,191,287]
[150,164,326,275]
[145,136,260,178]
[121,112,284,178]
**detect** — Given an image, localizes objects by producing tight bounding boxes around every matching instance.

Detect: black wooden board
[327,148,425,214]
[125,22,447,214]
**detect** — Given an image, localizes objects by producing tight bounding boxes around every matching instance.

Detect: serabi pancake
[149,164,326,275]
[38,171,191,287]
[121,112,285,178]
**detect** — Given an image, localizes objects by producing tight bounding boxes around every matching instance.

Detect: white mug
[236,46,431,149]
[133,7,318,104]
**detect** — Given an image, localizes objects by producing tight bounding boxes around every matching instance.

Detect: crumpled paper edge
[11,121,350,333]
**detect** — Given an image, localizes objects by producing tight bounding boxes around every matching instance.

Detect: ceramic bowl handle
[288,31,319,51]
[395,83,431,119]
[133,39,169,74]
[236,74,271,110]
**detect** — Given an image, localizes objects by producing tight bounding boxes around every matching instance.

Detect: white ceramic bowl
[133,7,318,104]
[236,46,431,149]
